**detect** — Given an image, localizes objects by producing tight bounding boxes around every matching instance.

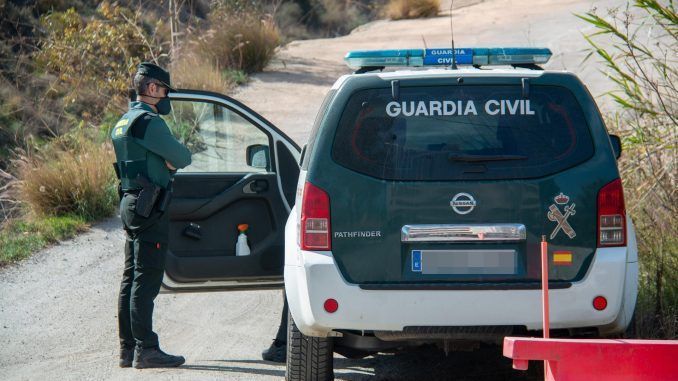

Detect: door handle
[243,179,268,194]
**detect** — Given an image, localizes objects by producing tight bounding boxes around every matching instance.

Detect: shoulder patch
[115,119,128,128]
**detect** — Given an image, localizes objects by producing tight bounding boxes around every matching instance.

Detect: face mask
[141,93,172,115]
[155,97,172,115]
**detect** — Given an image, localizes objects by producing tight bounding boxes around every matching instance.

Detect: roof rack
[345,48,551,73]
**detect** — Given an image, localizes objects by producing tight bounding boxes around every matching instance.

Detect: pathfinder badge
[548,192,576,239]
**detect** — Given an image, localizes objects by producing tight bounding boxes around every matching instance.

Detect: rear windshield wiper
[448,154,528,162]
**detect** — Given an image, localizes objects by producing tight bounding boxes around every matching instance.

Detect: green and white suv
[284,48,638,379]
[159,48,637,381]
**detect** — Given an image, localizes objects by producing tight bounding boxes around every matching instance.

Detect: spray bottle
[235,223,251,256]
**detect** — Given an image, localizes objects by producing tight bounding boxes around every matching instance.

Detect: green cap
[136,62,175,92]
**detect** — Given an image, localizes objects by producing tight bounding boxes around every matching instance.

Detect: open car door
[161,90,300,292]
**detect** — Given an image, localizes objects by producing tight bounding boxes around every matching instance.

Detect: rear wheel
[286,310,334,381]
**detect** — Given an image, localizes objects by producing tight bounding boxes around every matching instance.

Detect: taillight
[597,178,626,247]
[300,181,331,250]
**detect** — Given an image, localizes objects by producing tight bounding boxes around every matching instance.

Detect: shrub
[195,4,280,74]
[385,0,440,20]
[273,1,311,40]
[578,1,677,338]
[15,127,118,221]
[315,0,370,36]
[36,3,162,120]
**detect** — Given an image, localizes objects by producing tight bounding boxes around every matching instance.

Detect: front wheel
[286,310,334,381]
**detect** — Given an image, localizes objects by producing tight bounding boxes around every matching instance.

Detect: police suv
[160,47,637,380]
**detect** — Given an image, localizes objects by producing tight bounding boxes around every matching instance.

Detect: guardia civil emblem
[547,192,576,239]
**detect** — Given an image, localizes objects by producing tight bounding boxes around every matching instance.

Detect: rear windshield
[331,85,594,181]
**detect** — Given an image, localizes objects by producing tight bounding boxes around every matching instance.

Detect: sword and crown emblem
[548,192,576,239]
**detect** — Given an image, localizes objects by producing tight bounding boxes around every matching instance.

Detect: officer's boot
[133,346,185,369]
[261,340,286,363]
[119,345,135,368]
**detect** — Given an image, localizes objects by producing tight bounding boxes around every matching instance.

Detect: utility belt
[113,162,173,218]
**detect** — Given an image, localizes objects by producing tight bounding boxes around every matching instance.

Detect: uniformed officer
[112,62,192,369]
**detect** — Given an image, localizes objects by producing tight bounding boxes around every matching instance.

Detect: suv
[161,48,637,380]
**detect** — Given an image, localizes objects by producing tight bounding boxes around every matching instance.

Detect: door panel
[162,91,300,291]
[166,173,287,282]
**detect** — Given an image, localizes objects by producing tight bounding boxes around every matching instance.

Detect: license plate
[411,249,517,275]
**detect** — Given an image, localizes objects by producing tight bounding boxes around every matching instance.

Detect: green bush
[385,0,440,20]
[578,0,677,339]
[36,3,162,119]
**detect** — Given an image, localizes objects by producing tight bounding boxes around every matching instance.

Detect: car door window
[165,100,270,173]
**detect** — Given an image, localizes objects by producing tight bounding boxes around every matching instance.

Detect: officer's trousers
[118,193,169,349]
[275,291,289,344]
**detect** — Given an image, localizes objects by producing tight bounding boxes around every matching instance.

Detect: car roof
[331,68,572,89]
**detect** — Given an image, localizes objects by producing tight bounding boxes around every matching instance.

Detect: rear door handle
[243,179,268,194]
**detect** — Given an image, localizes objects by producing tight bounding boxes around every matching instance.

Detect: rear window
[331,85,594,181]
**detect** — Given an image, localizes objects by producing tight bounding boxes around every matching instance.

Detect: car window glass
[302,89,336,170]
[332,85,595,181]
[165,100,270,173]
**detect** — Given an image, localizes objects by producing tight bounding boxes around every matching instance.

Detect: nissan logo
[450,193,476,215]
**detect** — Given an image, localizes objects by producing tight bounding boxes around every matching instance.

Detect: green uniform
[112,101,191,349]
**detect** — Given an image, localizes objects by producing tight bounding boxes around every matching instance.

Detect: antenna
[449,0,458,69]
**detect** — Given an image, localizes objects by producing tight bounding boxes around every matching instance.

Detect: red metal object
[503,236,678,380]
[504,337,678,381]
[541,236,549,339]
[540,236,552,378]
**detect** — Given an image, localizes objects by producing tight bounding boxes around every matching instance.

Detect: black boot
[119,345,135,368]
[133,346,185,369]
[262,340,286,363]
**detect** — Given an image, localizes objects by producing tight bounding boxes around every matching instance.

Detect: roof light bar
[344,48,552,69]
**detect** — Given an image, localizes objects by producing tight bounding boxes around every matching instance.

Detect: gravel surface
[0,1,624,379]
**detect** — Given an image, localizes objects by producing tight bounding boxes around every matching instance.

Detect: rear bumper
[284,210,638,338]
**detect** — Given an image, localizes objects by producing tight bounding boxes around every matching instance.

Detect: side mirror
[246,144,270,170]
[609,134,622,160]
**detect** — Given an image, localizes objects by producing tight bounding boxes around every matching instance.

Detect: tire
[286,309,334,381]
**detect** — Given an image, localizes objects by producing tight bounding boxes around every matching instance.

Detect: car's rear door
[312,75,615,287]
[161,90,300,292]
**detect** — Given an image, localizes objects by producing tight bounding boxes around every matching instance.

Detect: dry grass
[196,7,280,74]
[171,52,233,93]
[15,131,118,221]
[385,0,440,20]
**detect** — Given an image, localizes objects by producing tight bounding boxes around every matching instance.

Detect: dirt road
[0,1,624,379]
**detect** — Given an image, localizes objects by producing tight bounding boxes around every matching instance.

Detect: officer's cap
[136,62,175,92]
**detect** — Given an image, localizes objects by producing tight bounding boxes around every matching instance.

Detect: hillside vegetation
[0,0,392,264]
[579,0,676,338]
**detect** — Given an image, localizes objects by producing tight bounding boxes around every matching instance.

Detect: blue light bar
[344,47,552,69]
